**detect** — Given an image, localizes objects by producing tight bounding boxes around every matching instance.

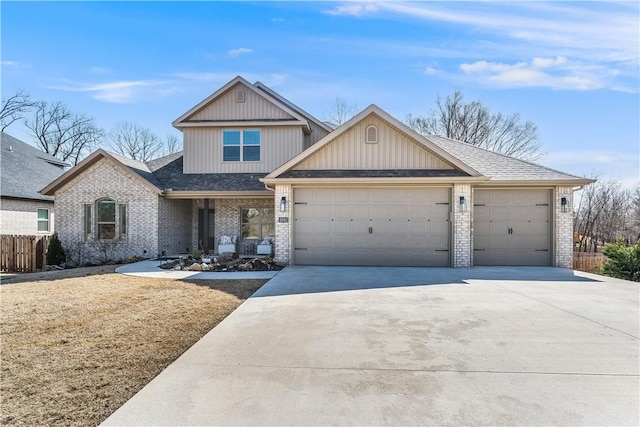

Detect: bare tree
[109,122,162,162]
[25,101,104,165]
[1,89,37,131]
[162,133,182,156]
[325,97,358,127]
[406,90,542,160]
[574,179,635,252]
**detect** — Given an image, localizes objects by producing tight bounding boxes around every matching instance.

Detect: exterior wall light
[280,196,287,212]
[459,196,468,212]
[561,196,568,213]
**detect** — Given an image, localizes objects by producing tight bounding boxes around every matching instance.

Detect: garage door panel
[473,190,550,266]
[294,187,450,266]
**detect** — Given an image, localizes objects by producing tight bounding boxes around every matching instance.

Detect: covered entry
[473,189,551,266]
[293,187,450,266]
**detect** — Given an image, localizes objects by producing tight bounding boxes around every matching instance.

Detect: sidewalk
[115,259,281,280]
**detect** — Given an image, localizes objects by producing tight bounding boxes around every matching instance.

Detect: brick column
[274,184,292,264]
[452,184,472,267]
[554,186,574,268]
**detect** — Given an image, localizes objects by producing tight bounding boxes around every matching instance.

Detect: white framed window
[96,199,116,240]
[37,208,49,233]
[223,129,261,162]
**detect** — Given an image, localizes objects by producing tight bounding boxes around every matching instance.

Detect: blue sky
[2,1,638,186]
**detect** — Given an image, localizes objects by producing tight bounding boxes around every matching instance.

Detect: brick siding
[54,158,159,265]
[190,197,274,254]
[554,186,574,268]
[452,184,472,267]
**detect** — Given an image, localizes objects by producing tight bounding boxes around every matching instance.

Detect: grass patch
[0,266,266,426]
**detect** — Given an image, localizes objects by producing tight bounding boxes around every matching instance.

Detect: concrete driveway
[103,266,639,426]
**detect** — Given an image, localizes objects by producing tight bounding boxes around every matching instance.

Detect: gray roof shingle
[426,135,586,181]
[1,133,67,201]
[148,155,267,191]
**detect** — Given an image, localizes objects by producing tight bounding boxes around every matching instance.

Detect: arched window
[96,199,116,239]
[365,125,378,143]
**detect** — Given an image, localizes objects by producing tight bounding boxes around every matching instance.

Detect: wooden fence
[0,234,50,273]
[573,252,607,273]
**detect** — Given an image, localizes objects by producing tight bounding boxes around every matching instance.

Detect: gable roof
[172,76,311,134]
[253,81,334,134]
[1,132,68,201]
[426,135,594,184]
[262,104,594,186]
[41,149,164,196]
[263,104,482,181]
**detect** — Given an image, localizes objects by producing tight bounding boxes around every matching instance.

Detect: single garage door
[473,189,551,266]
[293,187,450,266]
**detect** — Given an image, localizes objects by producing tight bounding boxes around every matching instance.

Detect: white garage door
[293,187,450,266]
[473,189,551,266]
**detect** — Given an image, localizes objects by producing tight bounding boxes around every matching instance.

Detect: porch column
[203,198,210,254]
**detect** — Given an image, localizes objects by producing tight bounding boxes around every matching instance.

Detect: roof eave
[475,178,596,187]
[161,190,273,199]
[260,176,490,186]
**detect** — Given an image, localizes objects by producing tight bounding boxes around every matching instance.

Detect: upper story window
[37,208,50,233]
[223,129,261,162]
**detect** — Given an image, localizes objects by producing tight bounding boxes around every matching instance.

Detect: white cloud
[325,1,639,91]
[48,79,169,103]
[228,48,254,57]
[460,57,605,91]
[323,3,380,17]
[1,60,27,68]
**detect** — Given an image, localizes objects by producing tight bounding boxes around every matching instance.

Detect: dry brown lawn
[0,265,266,426]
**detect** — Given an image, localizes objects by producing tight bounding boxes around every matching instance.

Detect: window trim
[96,198,117,240]
[222,129,261,163]
[84,204,92,240]
[241,207,275,241]
[119,204,128,240]
[37,208,50,233]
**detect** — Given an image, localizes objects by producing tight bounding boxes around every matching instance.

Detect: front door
[198,208,215,253]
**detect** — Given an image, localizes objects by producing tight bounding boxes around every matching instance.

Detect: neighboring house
[42,76,593,267]
[1,132,67,235]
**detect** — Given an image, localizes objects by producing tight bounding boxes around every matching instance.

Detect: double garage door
[473,190,551,266]
[294,187,450,266]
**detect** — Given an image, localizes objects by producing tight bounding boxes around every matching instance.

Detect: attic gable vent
[236,89,245,103]
[365,125,378,144]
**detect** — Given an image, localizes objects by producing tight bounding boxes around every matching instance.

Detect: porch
[157,196,276,258]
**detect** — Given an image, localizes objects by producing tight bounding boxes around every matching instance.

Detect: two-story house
[42,76,592,267]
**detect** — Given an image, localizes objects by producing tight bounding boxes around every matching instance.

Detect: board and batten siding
[183,127,305,173]
[190,84,294,121]
[294,115,454,170]
[304,120,331,149]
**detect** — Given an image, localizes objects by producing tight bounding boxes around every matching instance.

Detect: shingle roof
[149,155,267,191]
[1,132,67,201]
[426,135,587,182]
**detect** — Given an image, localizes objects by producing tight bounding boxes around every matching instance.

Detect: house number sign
[278,217,289,223]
